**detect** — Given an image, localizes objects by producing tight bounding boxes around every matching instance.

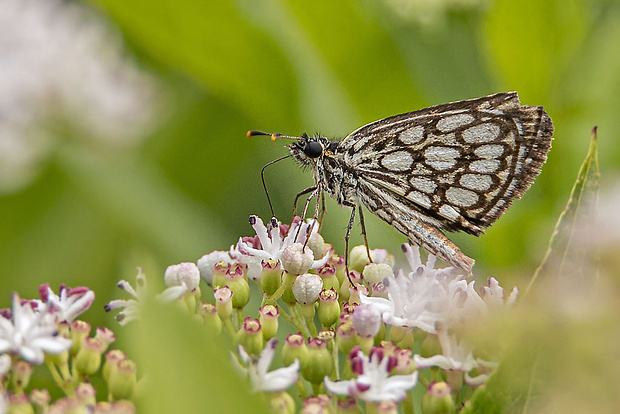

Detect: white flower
[160,262,200,302]
[197,250,234,285]
[235,338,300,393]
[0,0,157,193]
[0,293,72,364]
[324,349,418,402]
[0,354,11,376]
[360,245,485,334]
[414,328,478,372]
[230,216,329,280]
[104,268,147,325]
[37,284,95,323]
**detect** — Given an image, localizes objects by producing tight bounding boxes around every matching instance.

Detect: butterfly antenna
[247,130,300,141]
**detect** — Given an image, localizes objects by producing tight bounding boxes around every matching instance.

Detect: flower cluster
[0,285,137,413]
[103,215,517,413]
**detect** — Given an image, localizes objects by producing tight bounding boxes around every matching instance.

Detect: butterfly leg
[357,205,373,264]
[294,185,320,245]
[292,186,317,218]
[343,204,356,286]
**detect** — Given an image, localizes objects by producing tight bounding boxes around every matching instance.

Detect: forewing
[340,92,553,234]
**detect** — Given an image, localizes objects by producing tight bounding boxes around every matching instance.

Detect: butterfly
[249,92,553,275]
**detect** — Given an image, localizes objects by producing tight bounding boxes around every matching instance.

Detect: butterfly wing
[340,92,553,235]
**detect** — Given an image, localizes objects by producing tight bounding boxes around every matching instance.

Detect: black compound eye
[304,141,323,158]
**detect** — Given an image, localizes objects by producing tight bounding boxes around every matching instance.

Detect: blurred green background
[1,0,619,410]
[2,0,619,312]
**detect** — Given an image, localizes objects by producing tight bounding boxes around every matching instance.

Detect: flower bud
[12,360,33,390]
[75,338,104,375]
[282,334,308,367]
[30,389,50,407]
[70,320,91,354]
[103,350,126,383]
[301,338,332,384]
[362,263,393,286]
[226,265,250,309]
[306,232,325,260]
[164,262,200,290]
[211,262,229,289]
[337,397,361,414]
[317,263,340,292]
[76,382,97,406]
[235,318,263,356]
[198,302,222,334]
[269,391,296,414]
[214,286,234,319]
[352,305,381,338]
[260,259,282,295]
[349,245,371,272]
[281,243,314,275]
[329,254,346,286]
[318,289,340,328]
[197,250,232,285]
[292,274,323,305]
[94,327,116,352]
[336,323,357,356]
[422,382,455,414]
[108,359,137,401]
[259,305,279,340]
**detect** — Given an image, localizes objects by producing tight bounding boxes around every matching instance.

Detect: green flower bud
[337,397,362,414]
[301,338,332,384]
[235,318,263,356]
[214,286,234,319]
[211,261,229,289]
[362,263,394,287]
[318,289,340,328]
[329,254,346,286]
[260,259,282,295]
[12,360,33,390]
[259,305,279,340]
[93,327,116,353]
[103,350,126,383]
[198,302,222,335]
[282,334,308,367]
[70,320,91,354]
[30,389,50,408]
[75,338,104,375]
[108,359,137,401]
[349,245,371,272]
[269,391,296,414]
[76,383,97,406]
[336,323,357,356]
[422,382,455,414]
[226,265,250,309]
[317,263,340,292]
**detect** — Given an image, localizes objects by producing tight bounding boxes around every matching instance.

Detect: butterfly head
[247,130,329,168]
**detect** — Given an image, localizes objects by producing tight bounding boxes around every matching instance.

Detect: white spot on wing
[474,144,504,159]
[380,151,413,172]
[460,174,493,191]
[424,146,460,171]
[410,177,437,194]
[407,191,431,208]
[462,123,500,143]
[445,187,479,207]
[470,160,500,173]
[399,125,424,145]
[439,204,460,221]
[436,114,475,132]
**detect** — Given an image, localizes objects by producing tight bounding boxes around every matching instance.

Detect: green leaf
[526,126,600,295]
[131,298,271,413]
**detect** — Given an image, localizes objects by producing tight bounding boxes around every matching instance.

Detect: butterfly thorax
[288,134,359,207]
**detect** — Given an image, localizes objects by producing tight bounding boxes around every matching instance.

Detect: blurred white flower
[234,338,300,393]
[0,293,72,364]
[325,348,418,402]
[37,284,95,323]
[104,268,148,325]
[0,0,157,192]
